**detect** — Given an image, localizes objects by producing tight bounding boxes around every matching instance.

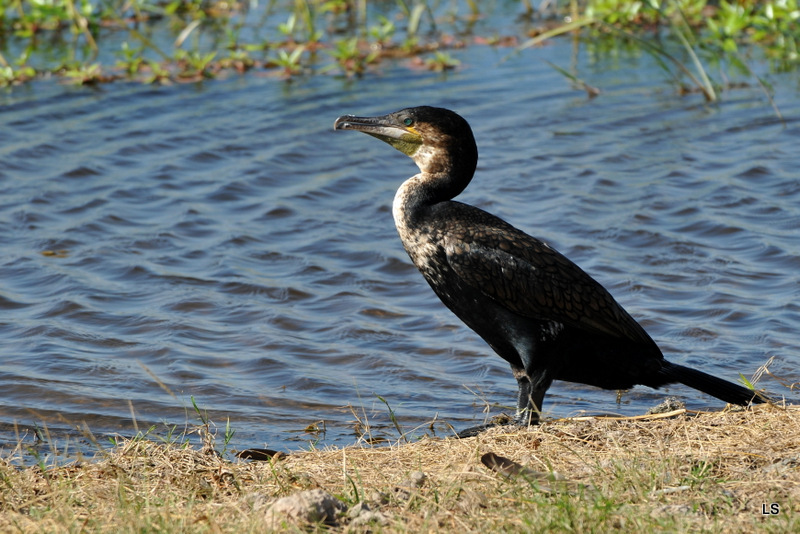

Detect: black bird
[333,106,767,435]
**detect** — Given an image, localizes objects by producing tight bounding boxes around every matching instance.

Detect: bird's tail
[659,361,771,406]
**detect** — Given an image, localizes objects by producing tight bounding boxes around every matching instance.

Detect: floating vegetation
[0,0,797,97]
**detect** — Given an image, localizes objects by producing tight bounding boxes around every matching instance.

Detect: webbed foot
[456,413,537,438]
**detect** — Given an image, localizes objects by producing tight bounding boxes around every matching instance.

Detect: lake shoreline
[2,404,797,532]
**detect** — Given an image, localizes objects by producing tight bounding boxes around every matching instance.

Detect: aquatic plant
[0,0,797,104]
[266,45,306,77]
[325,36,378,76]
[59,62,115,84]
[421,51,459,71]
[0,62,36,85]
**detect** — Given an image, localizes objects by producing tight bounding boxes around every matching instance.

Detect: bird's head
[334,106,478,176]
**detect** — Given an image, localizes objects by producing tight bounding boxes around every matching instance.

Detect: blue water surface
[1,37,798,457]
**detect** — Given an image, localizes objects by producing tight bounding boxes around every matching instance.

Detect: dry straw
[1,403,797,532]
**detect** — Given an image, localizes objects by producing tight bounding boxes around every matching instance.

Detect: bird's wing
[442,223,654,345]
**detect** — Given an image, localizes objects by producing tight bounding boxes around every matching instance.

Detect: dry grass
[1,404,798,533]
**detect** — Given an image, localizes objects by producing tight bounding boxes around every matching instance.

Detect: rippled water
[1,40,799,457]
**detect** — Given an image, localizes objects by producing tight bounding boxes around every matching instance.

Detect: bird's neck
[394,143,477,234]
[392,170,464,235]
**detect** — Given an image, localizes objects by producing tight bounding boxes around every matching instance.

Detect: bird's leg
[455,365,546,438]
[455,364,529,438]
[512,366,542,426]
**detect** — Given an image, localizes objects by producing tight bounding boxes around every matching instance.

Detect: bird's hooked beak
[334,113,422,157]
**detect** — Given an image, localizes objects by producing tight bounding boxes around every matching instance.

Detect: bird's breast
[392,190,445,285]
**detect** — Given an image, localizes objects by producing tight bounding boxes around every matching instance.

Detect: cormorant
[333,106,768,436]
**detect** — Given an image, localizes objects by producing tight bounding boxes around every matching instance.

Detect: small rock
[652,504,693,517]
[402,471,427,489]
[649,485,691,497]
[394,471,427,500]
[347,501,388,526]
[350,510,389,527]
[347,501,371,519]
[761,455,800,476]
[365,489,389,505]
[264,489,346,527]
[647,397,685,415]
[456,488,488,513]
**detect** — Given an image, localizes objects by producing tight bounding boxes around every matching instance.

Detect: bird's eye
[403,117,414,126]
